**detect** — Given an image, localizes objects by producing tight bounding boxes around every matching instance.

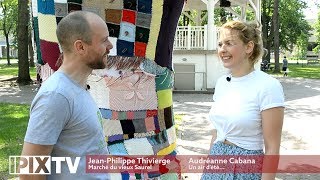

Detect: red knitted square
[134,42,147,57]
[122,9,136,24]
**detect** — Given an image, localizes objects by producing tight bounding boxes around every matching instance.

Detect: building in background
[0,37,17,58]
[172,0,261,91]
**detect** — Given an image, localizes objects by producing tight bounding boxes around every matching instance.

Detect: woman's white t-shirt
[209,70,285,150]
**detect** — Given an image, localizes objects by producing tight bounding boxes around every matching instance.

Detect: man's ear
[246,41,254,54]
[74,40,86,55]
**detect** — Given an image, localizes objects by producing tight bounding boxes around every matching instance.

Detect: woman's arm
[209,129,217,151]
[261,107,284,180]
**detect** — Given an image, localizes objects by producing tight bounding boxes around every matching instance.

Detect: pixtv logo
[9,156,80,174]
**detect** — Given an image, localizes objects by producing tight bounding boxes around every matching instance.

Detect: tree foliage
[262,0,312,62]
[0,0,18,65]
[314,11,320,53]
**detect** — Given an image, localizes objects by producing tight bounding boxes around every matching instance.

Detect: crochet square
[166,126,176,145]
[132,119,147,133]
[109,134,124,142]
[108,142,128,155]
[68,3,82,12]
[123,0,137,10]
[147,131,169,153]
[67,0,82,3]
[33,18,43,64]
[99,109,112,119]
[54,0,67,3]
[145,117,155,131]
[82,6,103,18]
[120,120,135,134]
[107,23,120,37]
[118,111,127,120]
[154,116,160,133]
[105,9,122,24]
[108,37,118,56]
[127,111,134,119]
[39,40,60,71]
[56,17,63,24]
[82,0,103,8]
[135,26,150,43]
[157,108,166,131]
[122,9,136,24]
[135,110,146,119]
[124,138,154,155]
[105,0,123,10]
[38,14,59,43]
[134,42,147,57]
[164,106,173,129]
[136,12,152,28]
[103,120,124,137]
[112,111,118,119]
[146,110,158,117]
[54,3,68,17]
[38,0,55,15]
[87,75,110,109]
[107,72,157,110]
[119,22,136,42]
[155,69,173,91]
[137,0,152,14]
[116,40,134,57]
[134,131,155,138]
[157,89,172,109]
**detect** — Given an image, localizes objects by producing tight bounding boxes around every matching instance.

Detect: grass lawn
[0,63,36,79]
[0,103,29,179]
[286,63,320,79]
[265,63,320,79]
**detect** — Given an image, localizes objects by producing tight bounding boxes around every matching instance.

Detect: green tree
[273,0,280,73]
[314,11,320,53]
[296,32,309,60]
[17,0,31,84]
[262,0,311,64]
[0,0,18,65]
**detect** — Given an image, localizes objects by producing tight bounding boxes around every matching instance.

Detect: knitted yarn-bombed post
[32,0,184,179]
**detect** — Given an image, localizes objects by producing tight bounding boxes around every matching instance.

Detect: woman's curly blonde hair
[221,21,263,66]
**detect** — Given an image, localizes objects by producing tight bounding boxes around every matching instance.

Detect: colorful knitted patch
[33,1,184,179]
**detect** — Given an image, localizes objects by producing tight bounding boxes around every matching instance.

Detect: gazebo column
[207,0,219,50]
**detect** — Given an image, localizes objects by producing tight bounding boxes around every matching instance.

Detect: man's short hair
[56,11,92,52]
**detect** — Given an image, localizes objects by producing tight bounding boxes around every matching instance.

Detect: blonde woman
[201,21,285,180]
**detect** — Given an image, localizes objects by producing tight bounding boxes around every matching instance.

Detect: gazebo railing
[174,25,220,50]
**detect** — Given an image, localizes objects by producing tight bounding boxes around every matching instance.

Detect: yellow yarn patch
[38,13,58,43]
[145,0,163,60]
[157,89,172,109]
[157,142,176,155]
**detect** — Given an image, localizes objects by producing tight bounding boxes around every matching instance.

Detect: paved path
[1,76,320,179]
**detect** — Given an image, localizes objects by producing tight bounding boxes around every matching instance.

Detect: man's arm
[19,142,53,180]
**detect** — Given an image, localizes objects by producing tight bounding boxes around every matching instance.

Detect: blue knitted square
[138,0,152,14]
[38,0,55,15]
[117,40,134,57]
[119,22,136,42]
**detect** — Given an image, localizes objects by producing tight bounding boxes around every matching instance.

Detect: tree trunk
[28,30,35,67]
[4,33,11,65]
[273,0,280,73]
[17,0,32,84]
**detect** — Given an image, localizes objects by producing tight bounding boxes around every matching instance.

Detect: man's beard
[88,53,107,69]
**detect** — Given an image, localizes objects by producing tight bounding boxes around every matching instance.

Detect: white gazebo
[172,0,261,91]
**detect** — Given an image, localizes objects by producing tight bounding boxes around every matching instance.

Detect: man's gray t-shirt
[24,71,109,179]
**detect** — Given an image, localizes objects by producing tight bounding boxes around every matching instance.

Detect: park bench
[307,59,320,65]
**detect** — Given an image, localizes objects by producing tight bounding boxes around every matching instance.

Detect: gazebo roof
[183,0,261,22]
[183,0,254,11]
